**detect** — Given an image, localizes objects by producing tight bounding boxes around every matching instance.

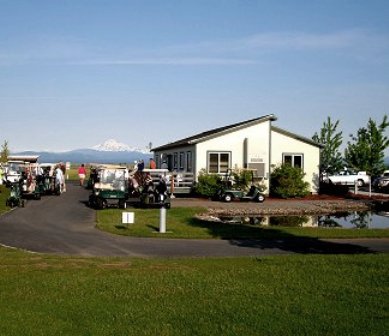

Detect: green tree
[270,164,310,198]
[0,140,10,163]
[312,117,343,174]
[345,115,389,176]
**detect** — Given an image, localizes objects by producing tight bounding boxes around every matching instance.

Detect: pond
[218,211,389,229]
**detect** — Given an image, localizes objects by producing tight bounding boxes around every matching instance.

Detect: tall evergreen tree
[0,140,10,163]
[312,117,343,174]
[345,115,389,176]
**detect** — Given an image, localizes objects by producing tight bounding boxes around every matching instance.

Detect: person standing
[78,164,87,186]
[149,158,156,169]
[60,162,67,192]
[55,165,64,194]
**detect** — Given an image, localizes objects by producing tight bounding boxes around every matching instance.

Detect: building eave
[271,126,324,148]
[152,114,277,152]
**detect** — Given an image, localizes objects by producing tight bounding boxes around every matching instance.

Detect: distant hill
[11,139,152,164]
[11,148,151,164]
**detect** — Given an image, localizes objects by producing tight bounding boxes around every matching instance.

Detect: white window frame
[282,153,304,169]
[207,151,231,174]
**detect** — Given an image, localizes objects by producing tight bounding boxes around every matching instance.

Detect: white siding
[196,121,271,191]
[271,130,320,193]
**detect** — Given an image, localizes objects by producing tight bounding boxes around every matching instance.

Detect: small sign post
[159,207,166,233]
[122,212,134,228]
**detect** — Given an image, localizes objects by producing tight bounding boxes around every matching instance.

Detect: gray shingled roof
[152,114,322,151]
[152,114,277,151]
[271,126,323,148]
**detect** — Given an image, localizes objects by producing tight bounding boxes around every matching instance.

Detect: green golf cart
[216,169,265,203]
[88,165,129,209]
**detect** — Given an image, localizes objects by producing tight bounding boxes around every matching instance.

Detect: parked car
[372,170,389,192]
[323,169,370,187]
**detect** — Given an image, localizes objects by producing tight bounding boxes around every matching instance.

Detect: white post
[354,180,358,194]
[159,207,166,233]
[369,179,372,198]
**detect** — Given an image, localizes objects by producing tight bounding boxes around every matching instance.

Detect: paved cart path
[0,183,388,257]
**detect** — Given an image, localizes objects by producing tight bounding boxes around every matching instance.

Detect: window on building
[283,154,303,169]
[179,152,185,170]
[186,151,192,172]
[173,152,178,170]
[208,152,231,174]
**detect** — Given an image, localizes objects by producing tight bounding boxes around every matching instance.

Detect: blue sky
[1,0,388,153]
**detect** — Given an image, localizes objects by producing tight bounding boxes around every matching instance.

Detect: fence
[143,169,194,195]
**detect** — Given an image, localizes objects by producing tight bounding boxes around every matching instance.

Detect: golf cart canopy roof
[8,155,39,163]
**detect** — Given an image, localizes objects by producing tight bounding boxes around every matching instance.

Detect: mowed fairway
[0,248,387,336]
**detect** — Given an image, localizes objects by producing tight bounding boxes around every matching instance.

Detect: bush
[194,169,222,197]
[270,164,310,198]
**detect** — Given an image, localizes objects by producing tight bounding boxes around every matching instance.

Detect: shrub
[194,169,222,197]
[270,164,310,198]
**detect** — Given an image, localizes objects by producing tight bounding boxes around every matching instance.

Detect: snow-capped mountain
[92,139,150,153]
[11,139,152,164]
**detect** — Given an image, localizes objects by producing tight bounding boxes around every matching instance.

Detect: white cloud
[77,57,256,65]
[0,29,387,66]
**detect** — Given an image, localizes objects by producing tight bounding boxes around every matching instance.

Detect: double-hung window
[186,151,193,172]
[208,152,230,174]
[179,152,185,170]
[283,153,303,169]
[173,152,178,170]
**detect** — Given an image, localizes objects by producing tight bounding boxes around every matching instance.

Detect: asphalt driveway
[0,183,388,257]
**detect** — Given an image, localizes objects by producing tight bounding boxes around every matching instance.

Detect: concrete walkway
[0,183,388,257]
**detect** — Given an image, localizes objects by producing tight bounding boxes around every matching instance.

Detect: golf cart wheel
[96,198,106,210]
[357,179,364,187]
[256,194,265,203]
[223,193,233,202]
[34,193,41,200]
[165,202,171,209]
[20,199,25,207]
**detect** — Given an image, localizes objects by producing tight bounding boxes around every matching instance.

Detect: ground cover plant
[96,207,389,239]
[0,247,387,336]
[0,185,10,214]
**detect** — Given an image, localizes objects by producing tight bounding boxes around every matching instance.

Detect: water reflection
[219,211,389,229]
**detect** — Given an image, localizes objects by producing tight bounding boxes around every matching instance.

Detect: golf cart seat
[245,185,257,197]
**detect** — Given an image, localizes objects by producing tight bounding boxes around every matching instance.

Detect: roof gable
[152,114,277,151]
[271,126,323,148]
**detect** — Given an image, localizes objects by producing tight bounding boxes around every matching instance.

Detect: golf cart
[5,179,25,208]
[86,164,99,189]
[138,171,171,209]
[4,160,24,183]
[5,156,43,200]
[216,169,265,203]
[18,163,44,200]
[88,165,129,209]
[39,163,57,195]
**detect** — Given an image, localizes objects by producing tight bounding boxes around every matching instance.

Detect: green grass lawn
[97,207,389,239]
[0,247,387,336]
[66,166,79,181]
